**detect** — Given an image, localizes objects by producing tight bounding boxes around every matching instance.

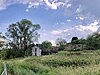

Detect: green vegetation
[5,19,40,58]
[86,32,100,50]
[71,36,79,44]
[0,50,100,75]
[55,38,67,51]
[39,41,52,55]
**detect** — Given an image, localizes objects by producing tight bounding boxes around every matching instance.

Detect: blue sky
[0,0,100,45]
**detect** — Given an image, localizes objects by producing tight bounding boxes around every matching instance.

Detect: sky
[0,0,100,46]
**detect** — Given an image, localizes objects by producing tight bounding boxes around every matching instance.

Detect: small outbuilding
[32,45,42,56]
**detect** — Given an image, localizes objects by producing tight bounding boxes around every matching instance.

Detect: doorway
[35,48,37,56]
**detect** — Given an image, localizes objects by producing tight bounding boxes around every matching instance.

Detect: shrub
[6,62,51,75]
[0,62,3,74]
[43,58,91,67]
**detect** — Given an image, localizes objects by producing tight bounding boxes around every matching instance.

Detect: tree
[39,41,52,55]
[78,38,86,44]
[6,19,40,57]
[0,32,6,48]
[86,32,100,50]
[71,37,79,44]
[55,38,67,50]
[40,41,52,51]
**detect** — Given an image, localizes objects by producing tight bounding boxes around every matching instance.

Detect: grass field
[0,50,100,75]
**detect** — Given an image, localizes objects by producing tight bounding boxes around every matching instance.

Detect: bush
[0,62,3,74]
[0,50,8,59]
[42,58,91,67]
[6,62,51,75]
[56,51,70,56]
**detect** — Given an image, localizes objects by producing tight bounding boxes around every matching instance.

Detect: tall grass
[6,62,51,75]
[0,62,3,74]
[0,50,100,75]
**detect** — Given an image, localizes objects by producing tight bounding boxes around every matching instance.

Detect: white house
[32,45,42,56]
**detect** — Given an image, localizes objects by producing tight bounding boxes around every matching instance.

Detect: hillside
[0,50,100,75]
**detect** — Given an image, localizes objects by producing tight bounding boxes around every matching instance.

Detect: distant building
[32,45,42,56]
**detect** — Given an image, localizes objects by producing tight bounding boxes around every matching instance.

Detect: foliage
[6,62,50,75]
[55,38,67,51]
[56,38,67,46]
[39,41,52,55]
[78,38,86,44]
[0,32,6,48]
[0,62,3,74]
[6,19,40,58]
[69,32,100,50]
[86,32,100,50]
[0,50,8,59]
[71,37,79,44]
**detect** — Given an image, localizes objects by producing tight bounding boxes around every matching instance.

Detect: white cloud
[44,0,65,10]
[49,40,56,46]
[75,5,83,14]
[0,0,42,11]
[79,17,84,20]
[67,19,71,22]
[75,20,99,32]
[67,4,71,8]
[28,2,40,8]
[56,22,59,25]
[51,29,70,36]
[51,30,62,35]
[0,0,8,10]
[63,29,68,32]
[61,0,100,27]
[0,0,66,11]
[67,33,70,36]
[26,9,29,12]
[61,22,65,24]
